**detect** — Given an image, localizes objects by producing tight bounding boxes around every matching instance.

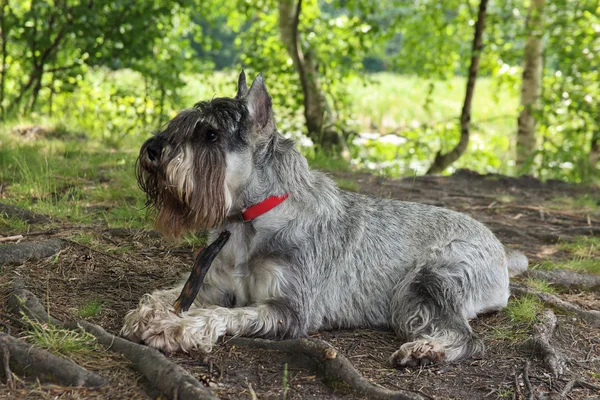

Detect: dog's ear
[246,73,273,131]
[235,70,248,99]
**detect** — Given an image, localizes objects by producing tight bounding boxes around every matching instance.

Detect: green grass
[505,295,543,326]
[0,214,29,233]
[23,314,98,356]
[526,278,557,294]
[335,178,360,192]
[537,259,600,275]
[534,236,600,275]
[0,122,148,231]
[77,300,103,318]
[558,236,600,259]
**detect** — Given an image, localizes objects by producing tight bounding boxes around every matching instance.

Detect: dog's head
[136,71,275,237]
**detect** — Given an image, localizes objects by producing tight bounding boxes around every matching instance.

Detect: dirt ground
[1,169,599,399]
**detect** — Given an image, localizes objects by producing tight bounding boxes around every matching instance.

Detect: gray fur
[122,72,527,366]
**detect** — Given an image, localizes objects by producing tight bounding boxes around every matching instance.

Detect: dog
[121,71,528,367]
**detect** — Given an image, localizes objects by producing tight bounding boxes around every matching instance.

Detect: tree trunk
[516,0,545,172]
[278,0,343,151]
[427,0,489,174]
[590,127,600,169]
[0,0,8,121]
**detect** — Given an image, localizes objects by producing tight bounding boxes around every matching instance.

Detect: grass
[526,278,557,294]
[77,300,103,318]
[0,214,29,233]
[490,295,544,341]
[505,295,543,326]
[335,178,360,192]
[23,314,98,357]
[534,236,600,275]
[0,121,148,231]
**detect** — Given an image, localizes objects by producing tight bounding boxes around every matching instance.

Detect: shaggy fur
[122,71,527,367]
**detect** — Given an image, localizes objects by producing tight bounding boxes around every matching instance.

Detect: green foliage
[0,0,598,181]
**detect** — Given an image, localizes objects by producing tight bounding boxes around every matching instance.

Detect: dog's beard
[137,144,228,238]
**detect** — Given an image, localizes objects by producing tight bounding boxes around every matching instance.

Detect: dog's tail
[506,250,528,277]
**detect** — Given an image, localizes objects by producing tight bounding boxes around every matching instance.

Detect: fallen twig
[9,285,219,400]
[229,337,427,400]
[0,332,106,388]
[522,309,565,378]
[0,235,23,243]
[525,269,600,291]
[510,283,600,328]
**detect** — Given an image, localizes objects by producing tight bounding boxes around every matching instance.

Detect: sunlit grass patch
[525,278,557,294]
[0,214,29,233]
[23,315,98,357]
[558,236,600,259]
[505,295,543,326]
[536,259,600,275]
[77,301,103,318]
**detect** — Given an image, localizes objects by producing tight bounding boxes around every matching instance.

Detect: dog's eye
[205,129,218,142]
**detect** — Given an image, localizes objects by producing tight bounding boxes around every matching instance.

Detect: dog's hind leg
[389,241,508,367]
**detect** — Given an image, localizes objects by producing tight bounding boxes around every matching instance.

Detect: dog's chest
[212,224,287,306]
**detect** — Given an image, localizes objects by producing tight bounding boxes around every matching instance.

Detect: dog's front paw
[389,339,446,368]
[121,294,173,342]
[141,310,224,353]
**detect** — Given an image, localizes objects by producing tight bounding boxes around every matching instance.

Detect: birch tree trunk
[516,0,545,172]
[427,0,488,174]
[278,0,344,151]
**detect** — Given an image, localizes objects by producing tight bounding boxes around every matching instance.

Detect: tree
[427,0,489,174]
[516,0,545,172]
[278,0,342,151]
[0,0,207,121]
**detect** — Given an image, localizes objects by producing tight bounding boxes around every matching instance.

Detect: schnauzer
[121,71,527,367]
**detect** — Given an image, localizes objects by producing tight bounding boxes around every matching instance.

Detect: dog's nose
[146,139,163,163]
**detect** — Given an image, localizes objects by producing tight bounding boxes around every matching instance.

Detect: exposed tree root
[510,283,600,328]
[0,239,64,266]
[0,343,16,389]
[229,337,427,400]
[522,360,534,400]
[560,379,600,397]
[8,285,219,400]
[0,332,106,388]
[525,269,600,291]
[522,309,565,378]
[0,203,52,224]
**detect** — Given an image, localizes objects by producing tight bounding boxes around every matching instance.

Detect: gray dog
[121,72,527,367]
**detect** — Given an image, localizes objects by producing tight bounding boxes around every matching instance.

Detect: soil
[1,169,599,400]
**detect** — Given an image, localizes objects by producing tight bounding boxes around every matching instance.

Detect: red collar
[241,194,289,222]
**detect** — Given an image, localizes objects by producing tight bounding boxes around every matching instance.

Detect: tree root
[0,239,64,266]
[525,269,600,291]
[8,286,219,400]
[0,343,16,389]
[0,332,106,388]
[510,283,600,328]
[522,360,534,400]
[522,309,566,378]
[229,337,427,400]
[0,203,52,224]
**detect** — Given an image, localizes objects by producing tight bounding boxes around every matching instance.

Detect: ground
[1,166,599,399]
